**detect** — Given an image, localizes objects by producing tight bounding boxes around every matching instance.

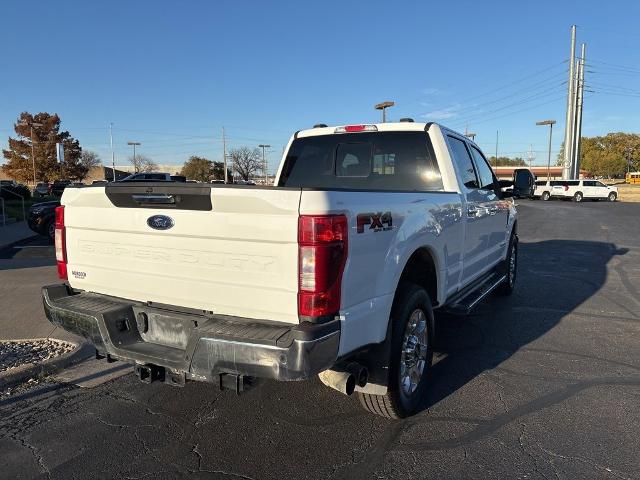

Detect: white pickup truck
[43,121,521,418]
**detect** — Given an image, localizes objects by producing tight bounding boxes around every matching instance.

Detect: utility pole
[222,127,228,183]
[109,123,116,181]
[563,25,577,179]
[258,144,271,184]
[18,120,43,186]
[527,144,535,169]
[127,142,141,171]
[495,130,499,168]
[572,43,586,179]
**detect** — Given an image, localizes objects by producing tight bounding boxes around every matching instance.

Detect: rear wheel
[497,233,518,296]
[357,283,433,419]
[608,192,617,202]
[573,191,583,202]
[46,220,55,243]
[541,191,550,201]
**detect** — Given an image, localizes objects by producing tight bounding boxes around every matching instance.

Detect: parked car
[44,121,519,419]
[550,179,618,202]
[533,180,552,200]
[34,182,51,198]
[50,180,72,197]
[0,180,31,200]
[121,172,186,182]
[27,200,60,241]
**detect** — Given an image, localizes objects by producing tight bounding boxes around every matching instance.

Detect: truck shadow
[421,239,629,413]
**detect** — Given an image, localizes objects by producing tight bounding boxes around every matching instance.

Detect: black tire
[357,283,434,419]
[541,191,550,201]
[497,232,518,296]
[608,192,617,202]
[45,220,55,243]
[573,191,583,202]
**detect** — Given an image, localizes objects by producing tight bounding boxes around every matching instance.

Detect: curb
[0,340,94,391]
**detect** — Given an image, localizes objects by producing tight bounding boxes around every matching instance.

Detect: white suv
[533,180,552,201]
[549,179,618,202]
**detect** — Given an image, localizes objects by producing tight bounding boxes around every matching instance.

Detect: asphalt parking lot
[1,199,639,480]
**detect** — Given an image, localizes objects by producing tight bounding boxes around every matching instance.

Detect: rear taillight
[564,185,569,191]
[54,206,67,279]
[298,215,348,320]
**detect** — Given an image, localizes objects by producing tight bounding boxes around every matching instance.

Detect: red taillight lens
[54,206,67,279]
[564,185,569,191]
[298,215,348,320]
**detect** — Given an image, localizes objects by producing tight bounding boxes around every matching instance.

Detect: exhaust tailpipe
[318,363,369,396]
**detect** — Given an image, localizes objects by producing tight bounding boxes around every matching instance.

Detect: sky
[1,0,639,174]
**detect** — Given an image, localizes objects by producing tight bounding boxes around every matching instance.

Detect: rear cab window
[278,131,444,191]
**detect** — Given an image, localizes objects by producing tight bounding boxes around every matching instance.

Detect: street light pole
[258,144,271,184]
[536,120,556,180]
[127,141,141,172]
[109,123,116,181]
[375,101,395,123]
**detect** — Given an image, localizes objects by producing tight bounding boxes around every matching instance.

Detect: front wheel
[357,283,433,419]
[608,192,617,202]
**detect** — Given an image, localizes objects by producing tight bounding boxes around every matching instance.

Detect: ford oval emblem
[147,215,174,230]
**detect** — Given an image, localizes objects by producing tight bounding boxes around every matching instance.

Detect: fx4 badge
[356,212,393,233]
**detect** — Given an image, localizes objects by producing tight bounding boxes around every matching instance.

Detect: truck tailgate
[62,185,302,323]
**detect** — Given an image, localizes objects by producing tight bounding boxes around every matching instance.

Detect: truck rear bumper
[42,284,340,382]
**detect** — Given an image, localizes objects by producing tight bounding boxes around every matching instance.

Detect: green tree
[580,133,640,177]
[2,112,82,183]
[487,156,526,167]
[556,141,565,166]
[211,161,232,181]
[181,156,214,181]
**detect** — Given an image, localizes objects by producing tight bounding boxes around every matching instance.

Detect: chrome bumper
[42,284,340,382]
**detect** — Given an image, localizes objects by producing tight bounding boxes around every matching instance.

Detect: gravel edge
[0,340,94,391]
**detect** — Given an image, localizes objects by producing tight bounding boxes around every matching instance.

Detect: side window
[469,146,496,190]
[447,136,478,189]
[583,180,595,187]
[596,181,606,187]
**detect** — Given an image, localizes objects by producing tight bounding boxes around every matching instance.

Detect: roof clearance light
[334,125,378,133]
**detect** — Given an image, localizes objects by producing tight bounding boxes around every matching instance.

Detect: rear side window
[535,181,546,186]
[447,136,478,189]
[279,131,443,191]
[583,180,596,187]
[566,181,579,186]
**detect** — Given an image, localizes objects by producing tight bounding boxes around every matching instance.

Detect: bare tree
[129,154,158,173]
[78,150,102,181]
[229,147,261,181]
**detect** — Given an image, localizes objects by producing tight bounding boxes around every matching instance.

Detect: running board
[444,272,507,315]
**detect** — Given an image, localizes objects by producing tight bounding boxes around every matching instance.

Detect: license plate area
[132,306,195,350]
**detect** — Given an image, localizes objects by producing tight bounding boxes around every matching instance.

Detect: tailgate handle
[132,194,176,205]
